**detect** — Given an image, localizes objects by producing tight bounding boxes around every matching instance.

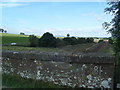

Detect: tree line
[29,32,94,47]
[0,28,7,33]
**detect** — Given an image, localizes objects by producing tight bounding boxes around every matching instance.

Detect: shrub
[39,32,57,47]
[20,32,25,35]
[63,37,77,45]
[108,37,113,44]
[77,38,86,44]
[29,35,38,47]
[86,38,94,43]
[56,38,66,47]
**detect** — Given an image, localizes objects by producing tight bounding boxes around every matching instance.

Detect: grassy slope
[0,33,29,44]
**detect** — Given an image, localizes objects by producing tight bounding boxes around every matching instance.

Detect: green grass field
[2,43,95,53]
[0,33,102,44]
[0,33,29,44]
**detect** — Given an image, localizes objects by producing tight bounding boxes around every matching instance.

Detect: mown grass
[2,74,67,88]
[0,33,29,44]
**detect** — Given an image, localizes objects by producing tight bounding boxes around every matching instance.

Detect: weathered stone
[2,50,115,89]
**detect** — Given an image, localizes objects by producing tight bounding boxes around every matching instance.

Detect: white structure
[11,43,16,45]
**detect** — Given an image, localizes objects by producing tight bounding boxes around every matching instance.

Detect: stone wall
[2,50,115,89]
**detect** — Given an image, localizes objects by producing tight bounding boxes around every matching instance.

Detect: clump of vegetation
[63,37,77,45]
[86,38,94,43]
[108,37,113,44]
[77,38,86,44]
[28,32,94,48]
[39,32,57,47]
[0,28,7,33]
[20,32,25,35]
[29,35,39,47]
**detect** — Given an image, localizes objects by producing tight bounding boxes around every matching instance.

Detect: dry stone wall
[2,50,115,89]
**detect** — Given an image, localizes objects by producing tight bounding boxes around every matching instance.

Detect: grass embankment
[0,33,29,45]
[2,74,66,88]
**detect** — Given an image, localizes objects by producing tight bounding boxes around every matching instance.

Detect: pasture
[2,43,95,53]
[1,33,114,54]
[0,33,29,45]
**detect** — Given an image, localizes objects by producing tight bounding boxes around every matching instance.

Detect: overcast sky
[0,1,113,37]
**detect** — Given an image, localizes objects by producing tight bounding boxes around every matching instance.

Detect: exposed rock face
[2,51,115,89]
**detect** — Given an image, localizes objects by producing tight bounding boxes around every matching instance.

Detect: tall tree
[39,32,57,47]
[103,0,120,88]
[103,1,120,53]
[67,34,70,37]
[29,35,38,47]
[0,28,4,33]
[4,30,7,33]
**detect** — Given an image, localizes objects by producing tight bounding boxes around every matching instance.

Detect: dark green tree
[4,30,7,33]
[39,32,57,47]
[20,32,25,35]
[103,1,120,53]
[63,37,77,45]
[0,28,4,33]
[67,34,70,37]
[108,37,113,44]
[71,37,78,45]
[86,38,94,43]
[56,38,66,47]
[103,1,120,88]
[29,35,38,47]
[77,37,86,44]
